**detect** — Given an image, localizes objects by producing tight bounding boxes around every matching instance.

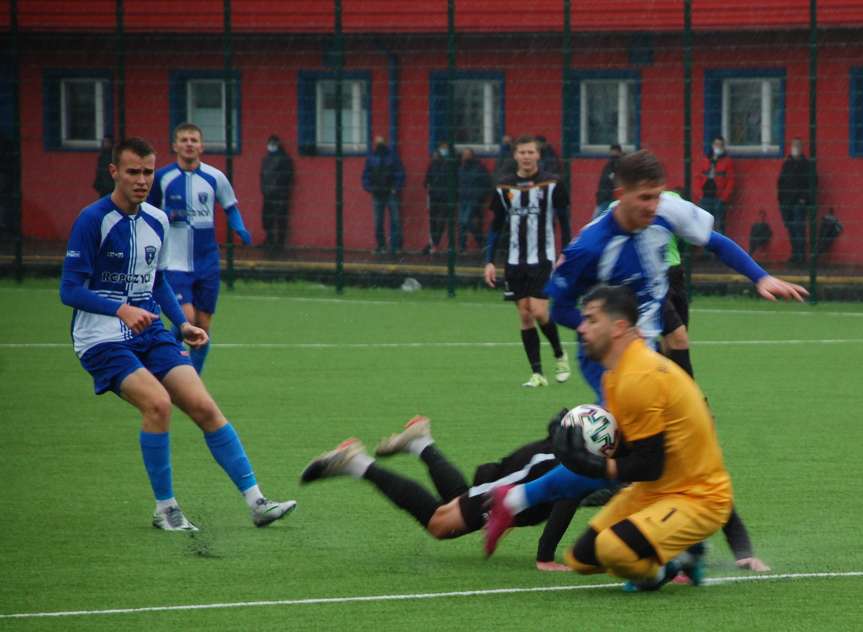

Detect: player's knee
[426,504,465,540]
[142,393,173,428]
[595,522,658,580]
[565,528,605,574]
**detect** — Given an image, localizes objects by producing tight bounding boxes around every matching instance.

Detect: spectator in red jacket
[696,136,735,234]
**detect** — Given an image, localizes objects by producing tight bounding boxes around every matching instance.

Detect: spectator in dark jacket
[93,135,114,197]
[493,135,517,183]
[457,148,492,253]
[362,136,405,255]
[593,144,623,218]
[423,143,451,254]
[260,134,294,251]
[777,137,816,264]
[535,135,563,177]
[695,136,735,234]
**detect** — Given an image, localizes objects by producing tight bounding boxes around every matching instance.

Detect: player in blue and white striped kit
[61,137,294,531]
[147,122,252,374]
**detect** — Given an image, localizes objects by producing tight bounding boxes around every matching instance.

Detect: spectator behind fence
[260,134,294,252]
[817,208,843,258]
[748,210,773,257]
[696,136,735,234]
[362,135,405,256]
[536,135,562,178]
[777,137,816,264]
[423,142,450,255]
[93,135,114,198]
[594,144,623,218]
[493,135,517,183]
[457,148,492,253]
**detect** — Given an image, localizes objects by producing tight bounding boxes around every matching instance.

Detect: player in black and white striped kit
[484,135,572,387]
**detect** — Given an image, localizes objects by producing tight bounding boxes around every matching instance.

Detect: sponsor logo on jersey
[107,251,125,258]
[66,249,81,258]
[100,271,152,284]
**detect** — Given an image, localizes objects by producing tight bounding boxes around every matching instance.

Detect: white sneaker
[554,352,571,383]
[522,373,549,388]
[374,415,431,457]
[252,498,297,528]
[300,438,367,484]
[152,505,199,532]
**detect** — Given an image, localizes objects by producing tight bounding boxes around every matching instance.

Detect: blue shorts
[165,268,220,315]
[79,325,193,395]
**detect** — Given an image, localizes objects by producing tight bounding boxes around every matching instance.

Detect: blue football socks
[140,431,173,501]
[523,464,610,507]
[204,423,257,493]
[190,341,210,374]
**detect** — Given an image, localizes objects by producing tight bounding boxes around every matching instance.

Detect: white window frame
[452,79,500,153]
[721,78,780,154]
[315,79,368,153]
[186,79,238,151]
[579,79,637,153]
[60,78,105,149]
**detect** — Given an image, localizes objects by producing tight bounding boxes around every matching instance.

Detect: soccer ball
[560,404,620,457]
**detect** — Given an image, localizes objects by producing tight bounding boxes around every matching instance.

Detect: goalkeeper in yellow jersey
[556,284,733,591]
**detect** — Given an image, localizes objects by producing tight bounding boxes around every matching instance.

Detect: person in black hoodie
[260,134,294,250]
[457,148,492,253]
[423,143,450,254]
[362,136,406,255]
[777,137,816,264]
[593,144,623,218]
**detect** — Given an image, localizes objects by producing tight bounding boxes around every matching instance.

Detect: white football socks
[344,453,374,478]
[503,485,529,514]
[156,498,178,512]
[407,436,434,456]
[242,484,265,509]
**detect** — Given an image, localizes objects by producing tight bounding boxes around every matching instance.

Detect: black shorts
[504,263,552,301]
[662,265,689,336]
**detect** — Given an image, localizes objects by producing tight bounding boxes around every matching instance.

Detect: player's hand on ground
[755,275,809,302]
[736,557,771,572]
[180,323,209,347]
[483,263,497,288]
[536,561,572,572]
[116,304,158,334]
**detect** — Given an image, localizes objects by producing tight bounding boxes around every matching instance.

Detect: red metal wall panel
[16,0,116,31]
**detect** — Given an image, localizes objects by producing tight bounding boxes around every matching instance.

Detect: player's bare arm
[116,303,158,334]
[180,323,209,348]
[483,262,497,288]
[755,276,809,302]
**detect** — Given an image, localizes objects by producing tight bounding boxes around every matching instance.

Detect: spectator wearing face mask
[260,134,294,251]
[777,137,816,264]
[695,136,735,234]
[362,136,406,255]
[423,142,451,254]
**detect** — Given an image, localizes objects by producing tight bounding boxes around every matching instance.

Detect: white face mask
[712,145,724,156]
[267,143,279,153]
[791,147,801,158]
[439,148,448,157]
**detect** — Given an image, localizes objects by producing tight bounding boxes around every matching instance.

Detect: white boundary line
[2,571,861,620]
[3,339,863,350]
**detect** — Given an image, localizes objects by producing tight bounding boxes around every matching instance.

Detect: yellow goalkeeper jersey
[602,339,732,503]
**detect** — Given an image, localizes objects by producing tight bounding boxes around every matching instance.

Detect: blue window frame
[565,70,640,157]
[429,71,504,156]
[169,70,241,153]
[851,68,863,157]
[43,69,113,151]
[704,69,785,157]
[297,70,372,156]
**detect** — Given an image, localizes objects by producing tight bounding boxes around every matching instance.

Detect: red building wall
[9,1,863,264]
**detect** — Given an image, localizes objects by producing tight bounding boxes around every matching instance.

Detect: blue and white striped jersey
[147,162,237,273]
[547,192,714,340]
[62,197,170,358]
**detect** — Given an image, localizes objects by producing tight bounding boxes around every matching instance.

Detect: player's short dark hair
[513,135,538,148]
[582,285,639,327]
[614,150,665,188]
[112,137,155,164]
[173,122,204,140]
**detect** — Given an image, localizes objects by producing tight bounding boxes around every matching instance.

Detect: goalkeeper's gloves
[546,407,570,439]
[552,423,608,479]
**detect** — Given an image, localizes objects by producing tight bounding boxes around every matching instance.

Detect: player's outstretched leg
[484,485,516,557]
[204,423,297,527]
[375,416,469,502]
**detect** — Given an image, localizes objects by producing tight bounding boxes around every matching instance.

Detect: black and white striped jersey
[488,170,571,267]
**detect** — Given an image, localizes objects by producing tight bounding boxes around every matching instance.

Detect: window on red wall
[169,70,241,153]
[43,69,113,151]
[851,68,863,157]
[429,71,505,156]
[298,70,372,156]
[565,70,641,157]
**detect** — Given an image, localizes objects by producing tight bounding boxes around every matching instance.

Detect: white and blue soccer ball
[561,404,620,457]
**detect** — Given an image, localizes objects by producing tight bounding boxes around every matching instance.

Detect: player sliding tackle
[486,285,737,591]
[300,413,607,570]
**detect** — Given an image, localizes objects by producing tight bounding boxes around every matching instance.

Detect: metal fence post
[335,0,345,294]
[807,0,818,303]
[223,0,236,290]
[446,0,457,298]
